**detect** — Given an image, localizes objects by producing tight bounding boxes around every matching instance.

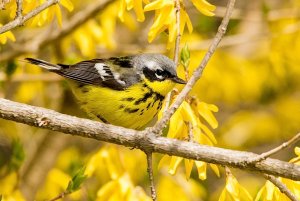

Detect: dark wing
[56,58,138,90]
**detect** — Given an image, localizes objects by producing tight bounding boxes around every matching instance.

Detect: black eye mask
[142,66,186,84]
[143,67,167,82]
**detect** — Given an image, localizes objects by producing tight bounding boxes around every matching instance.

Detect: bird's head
[133,54,186,96]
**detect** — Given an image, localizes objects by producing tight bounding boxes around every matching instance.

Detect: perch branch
[263,174,299,201]
[0,98,300,181]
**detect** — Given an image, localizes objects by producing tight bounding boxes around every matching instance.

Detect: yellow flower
[1,190,26,201]
[71,20,103,57]
[255,179,300,201]
[290,147,300,164]
[85,145,151,201]
[21,0,74,27]
[157,174,207,200]
[0,172,18,195]
[60,0,74,12]
[255,148,300,201]
[0,24,16,44]
[191,0,216,16]
[118,0,148,22]
[67,1,137,57]
[96,173,151,201]
[219,172,253,201]
[144,0,192,48]
[85,145,124,178]
[158,95,219,179]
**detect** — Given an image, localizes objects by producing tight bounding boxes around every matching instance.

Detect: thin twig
[146,152,156,201]
[47,191,70,201]
[225,166,232,177]
[263,174,299,201]
[0,0,59,34]
[184,64,189,81]
[162,92,172,115]
[173,0,181,66]
[0,0,113,62]
[248,133,300,164]
[160,0,182,130]
[152,0,236,133]
[16,0,23,19]
[188,122,193,142]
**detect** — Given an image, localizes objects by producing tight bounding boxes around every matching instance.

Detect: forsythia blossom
[4,0,73,27]
[0,24,15,44]
[191,0,216,16]
[255,147,300,201]
[85,146,151,200]
[144,0,193,48]
[118,0,215,47]
[119,0,149,22]
[219,172,253,201]
[158,96,219,180]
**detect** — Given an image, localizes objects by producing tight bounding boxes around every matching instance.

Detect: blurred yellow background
[1,0,300,200]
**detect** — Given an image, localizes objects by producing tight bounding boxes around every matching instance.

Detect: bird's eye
[155,69,164,78]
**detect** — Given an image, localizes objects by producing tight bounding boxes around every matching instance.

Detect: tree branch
[249,133,300,164]
[146,152,156,201]
[0,0,113,62]
[47,191,69,201]
[263,174,299,201]
[15,0,23,19]
[0,0,59,34]
[152,0,236,133]
[1,98,300,180]
[173,0,181,66]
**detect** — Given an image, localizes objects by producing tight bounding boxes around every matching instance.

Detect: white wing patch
[94,63,126,86]
[94,63,110,81]
[113,72,126,85]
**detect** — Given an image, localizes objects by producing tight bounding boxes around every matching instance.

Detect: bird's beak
[171,76,186,84]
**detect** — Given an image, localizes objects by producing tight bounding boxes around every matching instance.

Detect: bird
[25,54,186,130]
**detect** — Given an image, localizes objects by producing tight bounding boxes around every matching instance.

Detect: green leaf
[261,1,270,16]
[66,167,87,193]
[6,60,17,77]
[9,139,25,171]
[0,194,2,201]
[180,44,190,68]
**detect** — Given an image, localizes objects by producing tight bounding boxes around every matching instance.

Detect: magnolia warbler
[25,54,185,130]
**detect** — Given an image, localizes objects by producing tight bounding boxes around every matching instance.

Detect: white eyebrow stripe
[145,61,163,71]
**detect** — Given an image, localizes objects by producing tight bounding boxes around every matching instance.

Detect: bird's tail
[25,58,61,71]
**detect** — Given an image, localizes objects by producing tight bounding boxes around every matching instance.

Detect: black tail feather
[25,58,61,71]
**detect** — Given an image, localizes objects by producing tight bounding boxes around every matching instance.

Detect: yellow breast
[70,80,175,130]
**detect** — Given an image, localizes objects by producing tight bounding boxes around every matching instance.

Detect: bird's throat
[143,79,176,97]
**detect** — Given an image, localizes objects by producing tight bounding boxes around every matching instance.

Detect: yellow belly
[70,81,174,130]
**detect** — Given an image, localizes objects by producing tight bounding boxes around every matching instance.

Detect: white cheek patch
[94,63,110,81]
